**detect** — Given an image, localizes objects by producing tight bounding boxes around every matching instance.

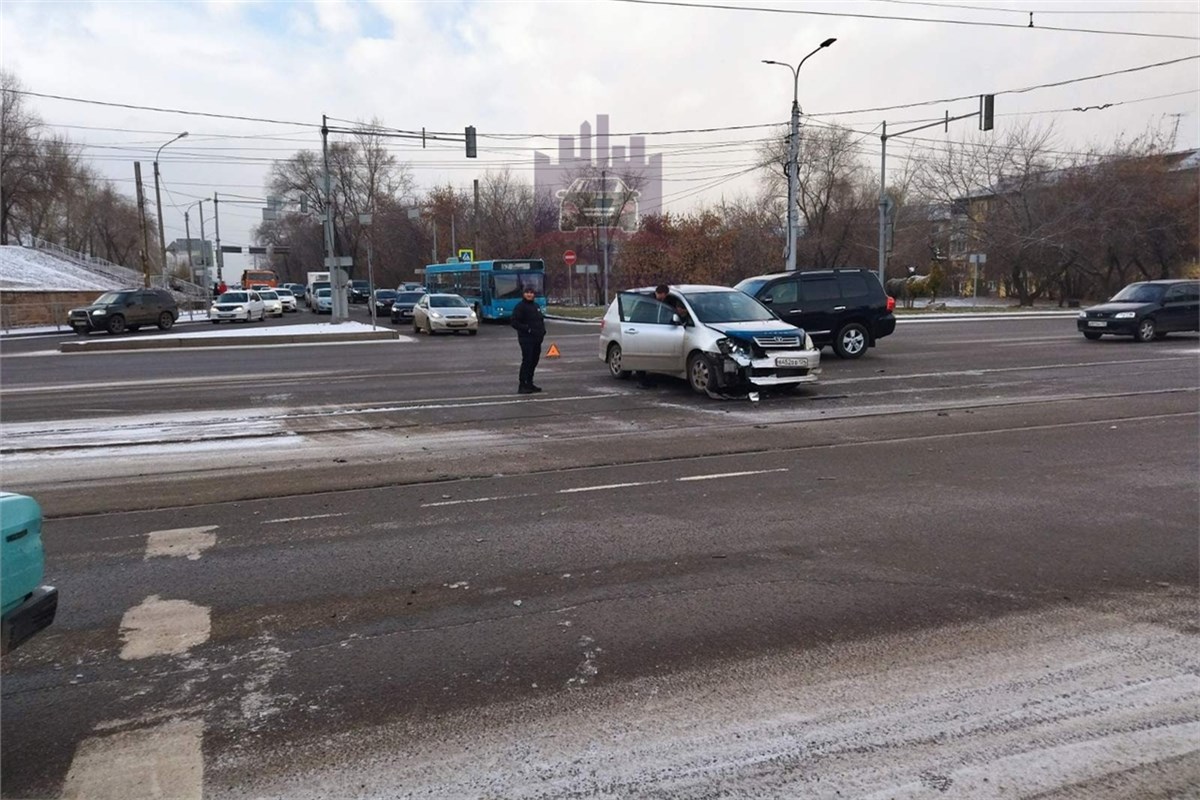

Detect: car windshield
[317,289,331,298]
[375,290,397,299]
[397,292,424,303]
[682,291,777,323]
[276,289,293,296]
[431,295,469,308]
[218,292,249,303]
[259,291,278,299]
[95,292,133,305]
[733,278,769,296]
[351,281,370,289]
[1110,283,1166,303]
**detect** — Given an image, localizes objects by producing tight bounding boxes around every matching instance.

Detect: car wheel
[73,328,88,336]
[425,319,434,336]
[606,343,631,379]
[1134,317,1156,343]
[686,351,713,394]
[106,315,127,335]
[468,329,477,336]
[1082,331,1102,340]
[413,322,421,334]
[157,311,175,331]
[212,320,221,325]
[833,322,869,359]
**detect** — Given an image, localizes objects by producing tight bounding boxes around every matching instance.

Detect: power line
[7,89,321,128]
[611,0,1200,40]
[870,0,1200,15]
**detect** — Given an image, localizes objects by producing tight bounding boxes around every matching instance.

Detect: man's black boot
[518,384,535,394]
[529,384,543,393]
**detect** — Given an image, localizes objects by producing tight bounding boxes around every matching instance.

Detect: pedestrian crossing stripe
[546,343,561,357]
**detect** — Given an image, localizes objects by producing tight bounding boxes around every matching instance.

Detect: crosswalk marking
[60,719,203,800]
[119,596,211,661]
[144,526,217,560]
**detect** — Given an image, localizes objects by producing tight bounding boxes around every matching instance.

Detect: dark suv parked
[1077,279,1200,342]
[68,288,179,335]
[735,269,896,359]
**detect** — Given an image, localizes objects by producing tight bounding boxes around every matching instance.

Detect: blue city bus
[423,258,546,320]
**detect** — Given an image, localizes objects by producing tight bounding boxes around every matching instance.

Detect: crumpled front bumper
[707,347,822,391]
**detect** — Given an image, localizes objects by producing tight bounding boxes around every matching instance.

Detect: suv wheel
[606,344,630,379]
[686,352,713,394]
[157,312,175,331]
[833,322,869,359]
[106,315,127,335]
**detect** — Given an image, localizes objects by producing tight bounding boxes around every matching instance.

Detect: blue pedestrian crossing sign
[457,249,474,263]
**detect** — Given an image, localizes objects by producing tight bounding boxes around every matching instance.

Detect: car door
[758,278,801,324]
[796,275,842,336]
[615,293,685,372]
[1160,283,1199,332]
[414,296,429,327]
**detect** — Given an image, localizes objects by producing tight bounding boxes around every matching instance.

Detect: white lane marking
[262,513,350,524]
[820,356,1198,385]
[60,719,203,800]
[144,526,217,561]
[119,596,211,660]
[558,480,668,494]
[422,493,537,508]
[677,468,788,482]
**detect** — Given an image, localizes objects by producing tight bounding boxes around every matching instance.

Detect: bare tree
[1,72,43,245]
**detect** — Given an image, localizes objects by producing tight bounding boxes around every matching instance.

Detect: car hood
[71,303,116,313]
[704,319,805,342]
[1085,301,1155,313]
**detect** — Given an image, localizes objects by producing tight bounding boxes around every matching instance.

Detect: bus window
[494,272,543,299]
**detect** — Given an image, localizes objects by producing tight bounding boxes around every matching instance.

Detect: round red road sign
[563,250,577,267]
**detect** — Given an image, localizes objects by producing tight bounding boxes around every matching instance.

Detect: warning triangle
[545,343,561,358]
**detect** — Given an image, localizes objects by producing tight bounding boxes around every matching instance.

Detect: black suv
[68,289,179,336]
[735,269,896,359]
[347,280,372,304]
[1077,279,1200,342]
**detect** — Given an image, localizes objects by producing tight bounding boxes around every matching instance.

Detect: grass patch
[547,305,605,320]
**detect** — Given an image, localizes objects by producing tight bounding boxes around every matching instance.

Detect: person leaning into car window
[511,285,546,394]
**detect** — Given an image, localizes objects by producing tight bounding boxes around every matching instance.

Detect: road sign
[563,250,577,267]
[458,249,474,262]
[575,264,598,274]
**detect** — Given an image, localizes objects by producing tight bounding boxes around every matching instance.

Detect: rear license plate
[1087,320,1107,328]
[776,357,807,367]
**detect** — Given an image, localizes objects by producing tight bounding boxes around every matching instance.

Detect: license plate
[776,357,807,367]
[1087,320,1107,328]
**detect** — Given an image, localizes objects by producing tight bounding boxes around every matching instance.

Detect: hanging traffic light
[465,126,477,158]
[980,95,995,131]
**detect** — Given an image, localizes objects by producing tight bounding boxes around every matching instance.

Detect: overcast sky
[3,0,1197,271]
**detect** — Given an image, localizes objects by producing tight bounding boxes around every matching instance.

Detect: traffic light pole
[877,98,992,287]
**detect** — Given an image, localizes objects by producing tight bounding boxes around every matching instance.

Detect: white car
[273,287,298,312]
[599,285,821,396]
[412,293,478,335]
[209,290,266,324]
[257,289,285,317]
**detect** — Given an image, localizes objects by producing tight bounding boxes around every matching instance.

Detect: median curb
[59,328,400,353]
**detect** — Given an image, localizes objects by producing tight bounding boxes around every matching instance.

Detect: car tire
[413,322,421,334]
[606,343,631,380]
[157,312,174,331]
[833,322,869,359]
[1082,331,1102,340]
[73,328,88,336]
[106,315,126,335]
[1134,317,1156,343]
[686,351,713,394]
[425,319,434,336]
[468,329,477,336]
[212,320,220,325]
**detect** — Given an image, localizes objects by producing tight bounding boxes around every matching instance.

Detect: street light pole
[153,132,188,287]
[763,38,835,272]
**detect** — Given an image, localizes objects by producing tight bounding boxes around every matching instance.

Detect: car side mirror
[672,313,683,325]
[761,296,773,304]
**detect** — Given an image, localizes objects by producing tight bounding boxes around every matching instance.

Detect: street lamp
[763,37,835,272]
[154,131,188,287]
[183,198,207,289]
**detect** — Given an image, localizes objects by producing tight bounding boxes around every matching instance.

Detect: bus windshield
[493,272,544,299]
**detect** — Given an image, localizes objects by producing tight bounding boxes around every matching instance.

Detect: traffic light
[465,125,477,158]
[980,94,995,131]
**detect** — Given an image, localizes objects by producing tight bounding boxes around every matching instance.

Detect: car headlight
[92,309,107,316]
[468,311,478,320]
[1114,311,1135,319]
[716,337,752,358]
[804,333,815,350]
[1077,311,1087,319]
[430,311,443,319]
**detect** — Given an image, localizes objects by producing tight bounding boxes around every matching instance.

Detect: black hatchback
[735,269,896,359]
[1077,279,1200,342]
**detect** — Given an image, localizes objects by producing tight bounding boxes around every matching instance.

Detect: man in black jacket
[511,286,546,394]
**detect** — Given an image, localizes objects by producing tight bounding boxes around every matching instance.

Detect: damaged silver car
[599,285,821,396]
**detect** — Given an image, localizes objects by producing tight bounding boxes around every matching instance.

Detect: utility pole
[153,132,187,289]
[320,115,347,321]
[213,192,224,282]
[184,211,193,284]
[473,178,480,256]
[134,162,151,287]
[197,201,207,286]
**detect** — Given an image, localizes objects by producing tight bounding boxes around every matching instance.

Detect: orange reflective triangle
[545,343,561,358]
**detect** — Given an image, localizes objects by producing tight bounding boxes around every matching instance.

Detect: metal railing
[23,236,210,303]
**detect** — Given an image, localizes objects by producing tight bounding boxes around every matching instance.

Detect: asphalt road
[2,316,1197,798]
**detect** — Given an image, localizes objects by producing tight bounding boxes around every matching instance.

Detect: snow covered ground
[0,245,130,291]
